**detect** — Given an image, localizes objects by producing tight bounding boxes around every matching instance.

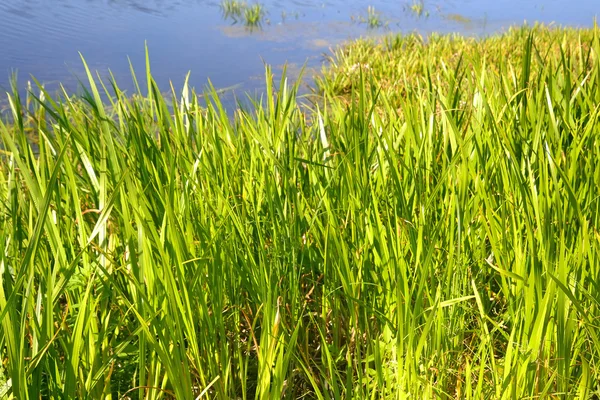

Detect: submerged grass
[407,0,428,18]
[220,0,266,28]
[244,4,265,27]
[220,0,246,17]
[1,25,600,399]
[353,6,388,30]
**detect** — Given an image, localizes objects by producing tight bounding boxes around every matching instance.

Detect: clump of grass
[220,0,246,16]
[353,6,388,29]
[365,6,382,28]
[2,25,600,399]
[244,3,265,27]
[220,0,265,28]
[406,0,428,17]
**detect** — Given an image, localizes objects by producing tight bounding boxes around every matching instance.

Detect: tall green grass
[1,25,600,398]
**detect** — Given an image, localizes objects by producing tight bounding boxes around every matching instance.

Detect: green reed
[1,24,599,399]
[221,0,265,28]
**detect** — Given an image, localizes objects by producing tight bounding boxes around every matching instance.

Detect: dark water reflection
[0,0,597,100]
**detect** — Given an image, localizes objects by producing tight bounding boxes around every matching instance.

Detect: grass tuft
[220,0,246,17]
[244,3,265,27]
[407,0,428,17]
[353,6,388,29]
[220,0,266,28]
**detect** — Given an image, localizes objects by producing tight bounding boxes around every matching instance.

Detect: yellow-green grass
[355,6,387,29]
[221,0,266,28]
[1,25,600,399]
[220,0,246,17]
[244,3,265,27]
[407,0,427,18]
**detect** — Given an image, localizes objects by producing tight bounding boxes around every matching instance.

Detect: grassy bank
[1,25,600,399]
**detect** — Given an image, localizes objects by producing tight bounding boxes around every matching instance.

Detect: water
[0,0,597,98]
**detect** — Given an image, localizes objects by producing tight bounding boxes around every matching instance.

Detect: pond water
[0,0,597,99]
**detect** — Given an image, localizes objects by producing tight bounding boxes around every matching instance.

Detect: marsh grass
[244,3,265,27]
[407,0,428,17]
[220,0,266,28]
[353,6,388,29]
[1,25,600,399]
[220,0,246,17]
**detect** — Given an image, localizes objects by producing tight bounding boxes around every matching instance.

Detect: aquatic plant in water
[407,0,428,17]
[220,0,246,18]
[244,3,265,27]
[353,6,388,29]
[220,0,265,28]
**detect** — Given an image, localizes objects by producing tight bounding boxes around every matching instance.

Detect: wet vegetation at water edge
[1,25,600,399]
[220,0,267,28]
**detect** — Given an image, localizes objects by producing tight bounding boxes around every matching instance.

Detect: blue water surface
[0,0,597,98]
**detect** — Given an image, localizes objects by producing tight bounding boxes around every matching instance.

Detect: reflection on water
[0,0,597,99]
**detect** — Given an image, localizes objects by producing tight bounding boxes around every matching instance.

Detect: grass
[407,0,428,17]
[1,24,600,399]
[244,3,265,27]
[353,6,388,29]
[220,0,265,28]
[220,0,246,17]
